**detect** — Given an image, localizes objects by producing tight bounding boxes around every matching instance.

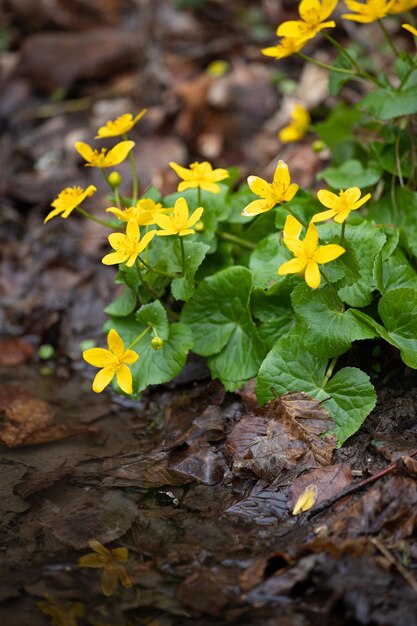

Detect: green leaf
[317,159,382,189]
[291,283,378,358]
[362,69,417,120]
[329,49,358,96]
[181,266,266,390]
[374,248,417,294]
[105,302,193,393]
[256,330,377,445]
[227,182,258,224]
[104,287,137,317]
[141,186,162,202]
[378,288,417,368]
[163,239,209,301]
[315,103,361,162]
[368,188,417,259]
[251,284,296,348]
[249,233,291,289]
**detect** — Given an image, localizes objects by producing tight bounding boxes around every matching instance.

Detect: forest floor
[1,1,417,625]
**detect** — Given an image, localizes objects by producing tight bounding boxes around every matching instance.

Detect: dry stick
[370,536,417,594]
[307,448,417,521]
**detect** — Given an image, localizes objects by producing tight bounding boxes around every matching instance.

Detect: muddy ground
[1,1,417,624]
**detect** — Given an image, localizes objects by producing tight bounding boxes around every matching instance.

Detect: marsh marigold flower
[155,197,203,236]
[44,185,96,223]
[279,104,311,143]
[262,37,306,59]
[78,539,132,596]
[102,219,156,267]
[313,187,372,223]
[107,198,170,226]
[403,23,417,35]
[278,215,345,289]
[169,161,229,193]
[342,0,396,23]
[242,161,299,216]
[277,0,338,42]
[37,595,84,626]
[83,329,138,394]
[389,0,417,12]
[95,109,147,138]
[75,140,135,168]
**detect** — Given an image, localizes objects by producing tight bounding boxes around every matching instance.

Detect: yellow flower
[403,23,417,35]
[78,539,132,596]
[277,0,338,42]
[95,109,147,138]
[342,0,396,23]
[75,140,135,168]
[242,161,299,216]
[83,328,139,394]
[155,197,204,236]
[169,161,229,193]
[37,595,84,626]
[292,484,318,515]
[107,198,171,226]
[388,0,417,11]
[279,104,311,143]
[313,187,372,223]
[102,218,156,268]
[262,37,306,59]
[44,185,96,223]
[278,215,345,289]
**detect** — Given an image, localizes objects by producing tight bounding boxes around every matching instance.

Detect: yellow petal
[106,207,126,220]
[242,199,274,216]
[304,260,321,289]
[89,539,110,556]
[154,214,174,230]
[107,328,125,356]
[74,141,94,163]
[292,484,318,515]
[247,175,271,199]
[178,180,197,191]
[118,565,132,589]
[279,124,302,143]
[343,187,361,204]
[108,232,126,250]
[350,192,371,211]
[169,161,192,180]
[174,197,189,223]
[116,364,133,394]
[187,206,204,227]
[278,257,308,275]
[83,348,115,368]
[283,183,299,202]
[304,222,319,258]
[101,566,119,596]
[78,554,105,568]
[314,243,345,264]
[105,141,135,167]
[284,236,305,256]
[211,168,229,182]
[112,547,128,562]
[311,209,337,223]
[317,189,339,209]
[273,160,290,188]
[137,229,157,254]
[123,349,139,365]
[44,206,64,223]
[102,251,129,265]
[126,218,139,241]
[92,367,115,393]
[333,209,351,223]
[283,214,303,239]
[403,23,417,36]
[200,181,221,193]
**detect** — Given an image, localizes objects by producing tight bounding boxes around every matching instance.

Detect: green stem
[296,52,382,86]
[340,221,346,246]
[284,205,308,229]
[75,206,120,229]
[378,19,400,57]
[127,326,151,350]
[138,256,182,279]
[179,236,186,273]
[123,133,138,204]
[395,133,405,187]
[136,263,160,300]
[114,187,122,210]
[323,33,381,86]
[197,187,202,208]
[217,231,256,250]
[320,268,344,310]
[322,356,339,387]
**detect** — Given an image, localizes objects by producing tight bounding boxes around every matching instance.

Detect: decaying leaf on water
[289,463,352,515]
[226,391,337,480]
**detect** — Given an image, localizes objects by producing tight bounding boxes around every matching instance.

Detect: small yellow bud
[194,220,205,232]
[207,60,230,77]
[151,336,164,350]
[312,140,326,153]
[108,171,122,188]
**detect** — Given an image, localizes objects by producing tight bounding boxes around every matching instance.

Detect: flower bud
[108,171,122,188]
[194,220,205,232]
[312,140,326,153]
[151,336,164,350]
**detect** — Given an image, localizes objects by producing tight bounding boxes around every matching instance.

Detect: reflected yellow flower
[95,110,147,138]
[75,140,135,168]
[106,198,170,226]
[342,0,396,23]
[102,218,156,268]
[37,594,84,626]
[169,160,229,193]
[402,23,417,35]
[262,37,306,59]
[277,0,338,42]
[279,104,311,143]
[155,197,204,236]
[292,484,318,515]
[278,215,345,288]
[45,185,96,223]
[78,539,132,596]
[83,328,139,394]
[313,187,371,223]
[242,161,299,216]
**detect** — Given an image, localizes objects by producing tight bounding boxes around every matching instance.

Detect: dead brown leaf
[288,463,352,513]
[0,338,33,365]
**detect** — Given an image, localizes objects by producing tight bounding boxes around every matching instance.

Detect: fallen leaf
[0,338,33,365]
[288,463,352,514]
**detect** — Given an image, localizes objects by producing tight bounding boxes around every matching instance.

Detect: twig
[370,536,417,594]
